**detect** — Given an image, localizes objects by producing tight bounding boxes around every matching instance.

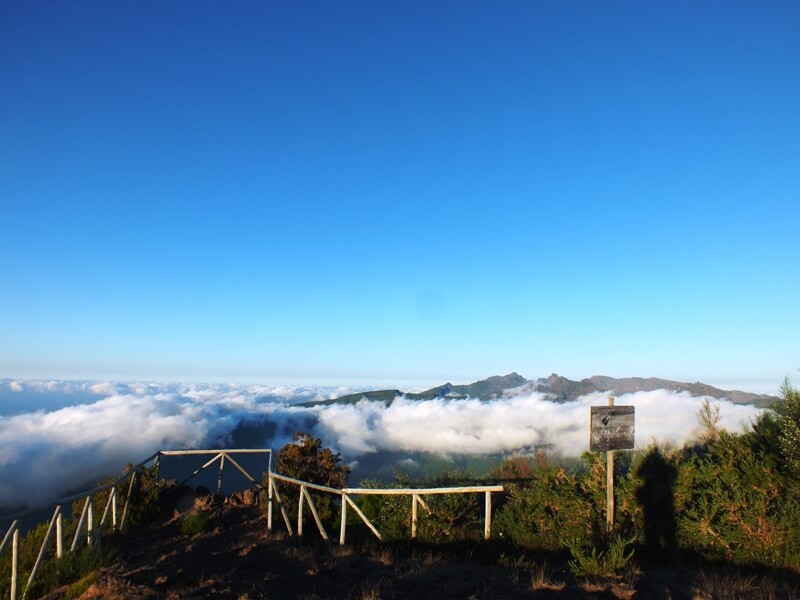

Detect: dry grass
[411,548,444,567]
[63,572,99,600]
[369,545,395,566]
[530,560,565,592]
[578,577,639,599]
[69,575,149,600]
[332,544,355,559]
[75,581,121,600]
[349,580,382,600]
[267,528,289,541]
[692,570,778,600]
[284,544,317,561]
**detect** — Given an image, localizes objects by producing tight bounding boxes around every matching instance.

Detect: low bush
[675,430,800,568]
[122,464,163,528]
[5,542,116,600]
[354,472,486,542]
[566,532,635,578]
[180,512,208,536]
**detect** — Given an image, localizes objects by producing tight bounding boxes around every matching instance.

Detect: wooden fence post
[0,520,19,556]
[484,491,492,540]
[297,486,305,536]
[11,528,18,600]
[112,486,118,529]
[87,495,94,545]
[339,494,348,545]
[100,489,114,530]
[270,478,293,536]
[411,494,419,538]
[607,395,615,532]
[25,505,61,595]
[71,497,90,552]
[343,496,382,541]
[0,521,19,599]
[56,510,63,559]
[217,453,226,494]
[119,470,137,532]
[301,487,332,550]
[267,472,273,531]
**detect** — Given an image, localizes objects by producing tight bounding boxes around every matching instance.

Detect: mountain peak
[302,372,777,408]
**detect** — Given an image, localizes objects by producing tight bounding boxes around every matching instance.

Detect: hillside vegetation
[2,382,799,599]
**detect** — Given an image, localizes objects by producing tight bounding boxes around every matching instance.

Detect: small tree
[274,432,350,525]
[697,398,722,443]
[277,432,350,488]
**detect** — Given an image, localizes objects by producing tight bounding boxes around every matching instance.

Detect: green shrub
[674,430,800,568]
[354,478,413,541]
[566,532,635,578]
[123,464,163,528]
[493,451,638,551]
[494,465,591,550]
[353,472,486,542]
[9,542,116,600]
[64,571,99,600]
[415,488,483,541]
[180,512,208,536]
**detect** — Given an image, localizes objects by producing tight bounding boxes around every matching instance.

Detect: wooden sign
[590,405,635,451]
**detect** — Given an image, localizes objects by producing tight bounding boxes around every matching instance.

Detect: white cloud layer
[312,390,761,457]
[0,379,764,510]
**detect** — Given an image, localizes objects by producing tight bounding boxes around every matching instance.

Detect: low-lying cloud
[314,390,761,458]
[0,379,764,511]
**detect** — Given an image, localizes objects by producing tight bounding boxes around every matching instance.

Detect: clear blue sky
[1,1,798,390]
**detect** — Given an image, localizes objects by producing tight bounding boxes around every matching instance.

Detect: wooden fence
[266,472,504,548]
[1,447,503,598]
[0,449,271,600]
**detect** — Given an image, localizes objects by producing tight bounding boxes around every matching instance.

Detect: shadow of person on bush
[636,448,677,563]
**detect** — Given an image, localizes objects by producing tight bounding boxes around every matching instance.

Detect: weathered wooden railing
[162,448,272,492]
[266,471,504,548]
[0,448,271,599]
[0,450,162,599]
[2,447,502,597]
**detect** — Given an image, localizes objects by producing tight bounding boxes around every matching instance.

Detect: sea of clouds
[0,379,764,510]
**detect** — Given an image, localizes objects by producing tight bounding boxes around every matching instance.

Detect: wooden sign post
[590,397,635,532]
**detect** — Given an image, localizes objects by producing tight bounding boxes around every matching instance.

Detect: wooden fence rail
[0,448,271,600]
[267,472,504,545]
[0,454,155,600]
[2,447,502,598]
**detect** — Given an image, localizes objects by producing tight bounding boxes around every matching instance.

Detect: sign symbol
[591,405,634,452]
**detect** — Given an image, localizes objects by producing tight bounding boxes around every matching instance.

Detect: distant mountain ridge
[298,373,527,407]
[299,373,777,408]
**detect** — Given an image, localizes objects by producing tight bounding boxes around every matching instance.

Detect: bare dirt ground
[48,493,800,600]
